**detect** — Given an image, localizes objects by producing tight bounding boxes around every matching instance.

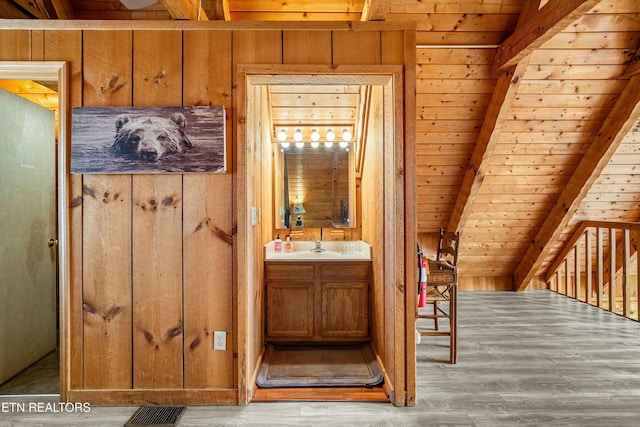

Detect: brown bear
[111,112,192,161]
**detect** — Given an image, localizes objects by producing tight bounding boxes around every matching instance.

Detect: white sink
[264,240,371,261]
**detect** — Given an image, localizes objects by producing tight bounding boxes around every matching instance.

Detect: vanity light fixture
[342,129,352,141]
[339,141,349,148]
[324,141,334,148]
[311,141,320,148]
[294,129,303,142]
[295,141,305,148]
[280,142,290,149]
[310,129,320,142]
[325,129,335,142]
[277,129,287,141]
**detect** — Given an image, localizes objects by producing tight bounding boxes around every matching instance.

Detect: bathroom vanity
[264,241,372,343]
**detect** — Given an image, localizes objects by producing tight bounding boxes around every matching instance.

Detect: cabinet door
[266,282,314,339]
[321,282,369,338]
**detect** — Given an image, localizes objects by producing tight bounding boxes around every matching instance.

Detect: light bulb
[324,141,334,148]
[342,129,352,141]
[311,129,320,141]
[294,129,303,142]
[325,129,335,142]
[280,142,290,149]
[277,129,287,141]
[339,141,349,148]
[295,141,304,148]
[311,141,320,148]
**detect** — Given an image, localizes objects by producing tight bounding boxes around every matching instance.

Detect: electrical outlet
[213,331,226,350]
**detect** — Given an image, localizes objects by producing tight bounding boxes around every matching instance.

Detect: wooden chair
[418,229,460,364]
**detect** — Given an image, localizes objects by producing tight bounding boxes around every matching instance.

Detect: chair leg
[433,301,439,330]
[450,284,458,364]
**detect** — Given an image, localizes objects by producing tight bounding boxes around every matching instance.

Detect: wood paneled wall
[0,21,415,406]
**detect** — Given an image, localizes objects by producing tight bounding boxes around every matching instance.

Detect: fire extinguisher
[418,248,427,308]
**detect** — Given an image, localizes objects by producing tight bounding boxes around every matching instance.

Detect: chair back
[437,229,460,267]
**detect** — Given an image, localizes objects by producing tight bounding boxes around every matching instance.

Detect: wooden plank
[43,29,83,396]
[447,59,529,236]
[81,30,134,390]
[182,30,234,389]
[333,31,381,65]
[513,75,640,291]
[283,31,331,64]
[0,30,31,60]
[132,30,184,389]
[81,176,133,389]
[233,30,284,405]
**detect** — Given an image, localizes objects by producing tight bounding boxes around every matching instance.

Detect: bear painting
[112,113,192,162]
[71,106,226,174]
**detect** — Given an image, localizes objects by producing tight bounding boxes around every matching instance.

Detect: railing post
[596,227,603,309]
[609,228,616,313]
[623,229,631,318]
[585,228,592,305]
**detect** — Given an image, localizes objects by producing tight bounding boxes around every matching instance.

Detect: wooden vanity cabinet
[265,261,371,343]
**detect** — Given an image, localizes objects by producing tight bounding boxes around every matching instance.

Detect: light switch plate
[213,331,226,350]
[251,207,257,226]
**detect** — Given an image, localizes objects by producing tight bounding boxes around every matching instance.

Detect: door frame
[237,64,415,406]
[0,61,69,399]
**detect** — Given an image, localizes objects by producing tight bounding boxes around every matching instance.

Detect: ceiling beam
[48,0,74,19]
[212,0,229,20]
[160,0,209,20]
[7,0,51,18]
[447,59,530,238]
[513,75,640,291]
[492,0,600,75]
[360,0,390,21]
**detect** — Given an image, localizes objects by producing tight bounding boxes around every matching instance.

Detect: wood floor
[2,291,640,426]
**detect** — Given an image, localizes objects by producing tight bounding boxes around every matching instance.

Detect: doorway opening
[0,62,69,399]
[240,66,403,402]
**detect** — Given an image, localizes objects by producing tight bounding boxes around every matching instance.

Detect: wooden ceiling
[3,0,640,291]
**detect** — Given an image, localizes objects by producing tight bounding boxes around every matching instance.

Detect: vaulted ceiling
[3,0,640,291]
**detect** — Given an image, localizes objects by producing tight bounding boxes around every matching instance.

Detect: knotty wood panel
[283,30,331,64]
[132,31,184,389]
[43,29,83,397]
[132,175,184,388]
[81,30,133,390]
[182,31,234,389]
[332,31,381,65]
[0,30,31,60]
[233,29,283,404]
[81,175,133,388]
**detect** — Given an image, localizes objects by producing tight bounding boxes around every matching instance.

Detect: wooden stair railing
[545,221,639,321]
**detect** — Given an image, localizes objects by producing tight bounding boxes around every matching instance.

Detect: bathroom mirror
[274,143,355,229]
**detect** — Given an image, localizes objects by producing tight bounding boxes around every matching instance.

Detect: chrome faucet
[311,240,325,253]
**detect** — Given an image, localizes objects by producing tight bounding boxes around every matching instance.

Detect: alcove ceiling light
[120,0,156,9]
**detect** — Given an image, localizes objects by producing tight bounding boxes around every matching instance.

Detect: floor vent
[124,406,186,427]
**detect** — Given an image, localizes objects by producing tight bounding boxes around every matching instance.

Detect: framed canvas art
[71,106,226,174]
